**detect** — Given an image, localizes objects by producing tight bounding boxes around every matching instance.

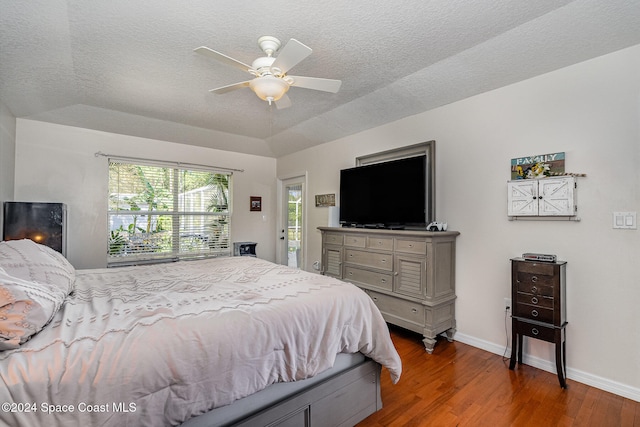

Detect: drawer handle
[348,272,353,276]
[531,276,538,283]
[531,297,539,304]
[531,309,539,317]
[381,259,387,263]
[408,244,413,247]
[372,296,378,302]
[380,279,386,283]
[531,286,538,294]
[531,328,539,336]
[411,308,418,313]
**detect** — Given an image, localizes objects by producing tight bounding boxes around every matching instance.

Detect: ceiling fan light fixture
[196,36,341,108]
[250,75,289,103]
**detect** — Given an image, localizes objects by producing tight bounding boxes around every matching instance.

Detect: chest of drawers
[319,227,459,353]
[509,258,567,388]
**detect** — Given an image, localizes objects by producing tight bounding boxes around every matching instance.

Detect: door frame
[276,172,308,268]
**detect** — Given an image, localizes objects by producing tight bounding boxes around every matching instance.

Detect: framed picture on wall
[250,196,262,211]
[315,194,335,207]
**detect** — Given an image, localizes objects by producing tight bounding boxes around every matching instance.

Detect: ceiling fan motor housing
[251,56,277,76]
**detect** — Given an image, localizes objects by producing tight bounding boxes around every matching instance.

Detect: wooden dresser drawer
[514,304,554,323]
[366,290,424,326]
[516,281,554,297]
[516,271,556,287]
[324,233,343,246]
[516,321,556,342]
[516,293,553,309]
[394,239,427,254]
[515,261,555,275]
[344,235,366,248]
[367,237,393,251]
[344,266,393,291]
[344,249,393,271]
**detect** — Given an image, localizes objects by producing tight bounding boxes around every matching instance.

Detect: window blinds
[107,160,231,266]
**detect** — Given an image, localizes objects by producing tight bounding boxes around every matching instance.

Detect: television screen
[339,155,426,227]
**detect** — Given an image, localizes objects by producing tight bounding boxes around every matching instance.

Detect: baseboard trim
[452,332,640,403]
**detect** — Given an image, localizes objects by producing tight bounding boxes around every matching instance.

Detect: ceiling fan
[194,36,342,109]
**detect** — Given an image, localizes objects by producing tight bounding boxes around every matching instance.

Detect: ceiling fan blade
[271,39,312,74]
[194,46,254,73]
[275,94,292,109]
[209,81,252,94]
[288,76,342,93]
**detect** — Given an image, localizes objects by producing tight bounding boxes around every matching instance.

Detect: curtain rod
[94,151,244,173]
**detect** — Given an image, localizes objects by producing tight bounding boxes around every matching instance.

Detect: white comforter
[0,257,401,426]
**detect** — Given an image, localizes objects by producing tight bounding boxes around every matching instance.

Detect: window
[107,160,231,266]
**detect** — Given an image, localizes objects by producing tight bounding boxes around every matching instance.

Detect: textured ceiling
[1,0,640,158]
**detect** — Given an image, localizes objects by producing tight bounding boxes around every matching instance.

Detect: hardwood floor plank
[357,326,640,426]
[621,398,640,426]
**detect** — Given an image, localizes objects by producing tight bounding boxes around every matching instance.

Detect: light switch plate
[613,212,637,229]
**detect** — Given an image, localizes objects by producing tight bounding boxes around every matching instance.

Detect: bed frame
[181,357,382,427]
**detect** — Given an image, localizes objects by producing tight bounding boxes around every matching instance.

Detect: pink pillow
[0,268,65,350]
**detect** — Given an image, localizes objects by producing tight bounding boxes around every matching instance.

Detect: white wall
[0,100,16,219]
[14,120,277,269]
[278,44,640,399]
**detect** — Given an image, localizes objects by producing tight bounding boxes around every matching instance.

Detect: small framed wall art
[315,194,336,207]
[250,196,262,212]
[511,152,565,179]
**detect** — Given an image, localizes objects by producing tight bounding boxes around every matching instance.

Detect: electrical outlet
[504,298,512,311]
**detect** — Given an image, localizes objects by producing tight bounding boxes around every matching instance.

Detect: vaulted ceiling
[2,0,640,158]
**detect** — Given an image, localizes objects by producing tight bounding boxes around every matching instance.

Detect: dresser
[318,227,459,353]
[509,258,567,388]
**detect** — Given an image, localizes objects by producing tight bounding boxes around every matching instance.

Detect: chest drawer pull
[531,276,538,283]
[531,297,539,304]
[531,328,539,336]
[380,278,387,284]
[531,309,539,317]
[411,308,418,313]
[531,286,538,294]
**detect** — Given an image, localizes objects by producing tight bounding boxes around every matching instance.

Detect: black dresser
[509,258,567,388]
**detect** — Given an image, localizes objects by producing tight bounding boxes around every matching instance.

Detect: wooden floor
[358,326,640,426]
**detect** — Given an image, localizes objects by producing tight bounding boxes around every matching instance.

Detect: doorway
[278,176,305,268]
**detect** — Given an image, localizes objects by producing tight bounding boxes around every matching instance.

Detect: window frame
[107,158,233,266]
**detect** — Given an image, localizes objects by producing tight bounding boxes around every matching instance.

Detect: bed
[0,239,402,426]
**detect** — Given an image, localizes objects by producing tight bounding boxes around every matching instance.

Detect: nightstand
[233,242,257,257]
[509,258,567,388]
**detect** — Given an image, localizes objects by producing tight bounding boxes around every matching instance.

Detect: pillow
[0,239,76,296]
[0,268,66,350]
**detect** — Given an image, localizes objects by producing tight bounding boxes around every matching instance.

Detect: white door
[278,176,305,268]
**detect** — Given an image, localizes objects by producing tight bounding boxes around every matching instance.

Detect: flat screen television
[339,155,426,228]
